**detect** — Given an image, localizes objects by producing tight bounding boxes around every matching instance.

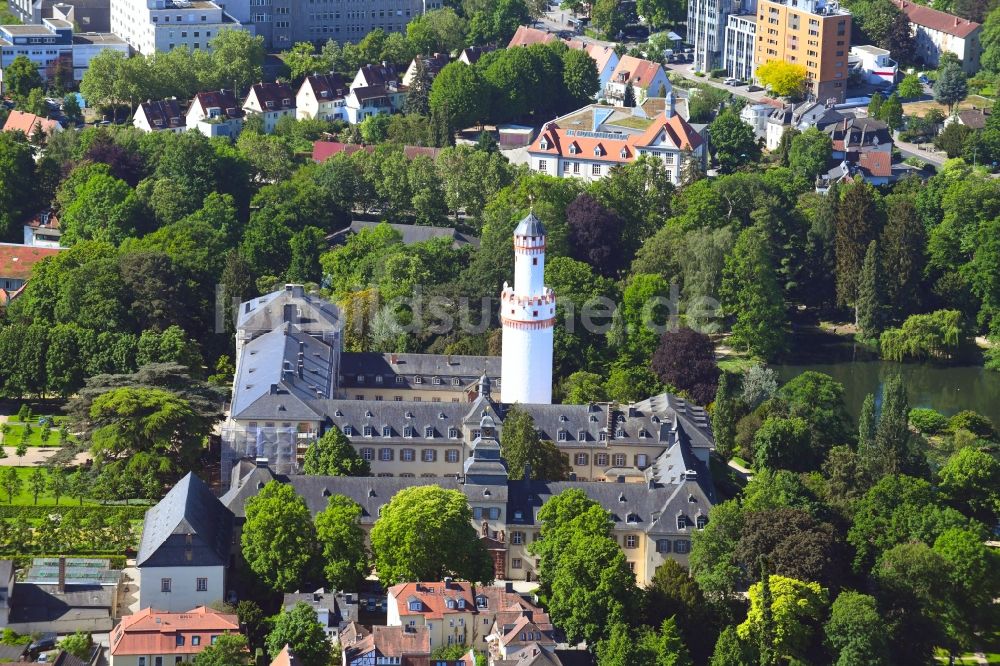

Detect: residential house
[23,212,62,249]
[944,106,990,129]
[892,0,981,73]
[109,606,241,666]
[344,63,407,123]
[586,44,619,95]
[0,560,12,627]
[815,116,903,190]
[387,581,477,649]
[507,25,584,49]
[186,89,244,138]
[849,45,899,85]
[528,106,705,185]
[296,73,349,121]
[402,53,449,87]
[458,44,497,65]
[136,473,233,612]
[282,589,359,642]
[491,644,592,666]
[487,611,556,660]
[270,645,301,666]
[2,110,62,138]
[740,99,783,137]
[243,82,296,133]
[825,115,893,159]
[133,98,186,133]
[0,243,62,293]
[765,100,845,150]
[342,625,431,666]
[604,56,671,106]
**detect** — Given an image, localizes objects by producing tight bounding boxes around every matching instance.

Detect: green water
[773,361,1000,425]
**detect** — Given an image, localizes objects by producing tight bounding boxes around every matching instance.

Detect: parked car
[724,77,739,85]
[28,634,57,657]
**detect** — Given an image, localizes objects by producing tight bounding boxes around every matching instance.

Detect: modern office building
[754,0,852,103]
[109,0,245,55]
[6,0,110,32]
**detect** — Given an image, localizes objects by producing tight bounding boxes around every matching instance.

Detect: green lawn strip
[2,419,74,447]
[0,467,97,506]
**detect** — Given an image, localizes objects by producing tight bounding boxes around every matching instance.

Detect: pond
[773,361,1000,426]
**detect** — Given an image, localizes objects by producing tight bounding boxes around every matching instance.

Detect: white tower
[500,213,554,405]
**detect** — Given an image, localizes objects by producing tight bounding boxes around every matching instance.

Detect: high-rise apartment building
[689,0,754,72]
[754,0,851,103]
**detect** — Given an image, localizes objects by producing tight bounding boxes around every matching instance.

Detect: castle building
[500,213,554,405]
[219,213,718,585]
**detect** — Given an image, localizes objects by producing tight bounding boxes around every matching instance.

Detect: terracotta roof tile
[3,110,60,136]
[193,90,244,119]
[858,150,892,177]
[139,99,185,130]
[110,607,240,657]
[508,25,557,47]
[389,581,476,620]
[586,44,616,73]
[892,0,980,37]
[528,111,703,162]
[609,56,665,90]
[247,82,296,111]
[0,243,63,280]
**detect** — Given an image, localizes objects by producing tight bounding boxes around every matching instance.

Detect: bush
[710,68,728,78]
[6,555,127,569]
[948,410,996,440]
[0,505,148,520]
[908,408,948,434]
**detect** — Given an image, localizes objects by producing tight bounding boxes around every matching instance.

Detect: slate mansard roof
[338,352,501,392]
[137,473,233,567]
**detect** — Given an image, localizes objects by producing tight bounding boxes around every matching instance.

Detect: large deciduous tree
[755,61,807,98]
[370,485,494,585]
[708,110,760,174]
[650,327,720,405]
[265,603,330,666]
[429,62,486,130]
[314,494,369,591]
[720,225,787,360]
[737,575,828,663]
[823,591,890,666]
[242,481,319,591]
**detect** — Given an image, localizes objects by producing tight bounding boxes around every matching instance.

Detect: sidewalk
[0,446,89,466]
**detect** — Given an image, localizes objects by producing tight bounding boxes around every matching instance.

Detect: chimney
[255,457,269,468]
[523,462,532,480]
[58,557,66,593]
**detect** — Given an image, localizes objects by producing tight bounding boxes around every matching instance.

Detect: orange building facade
[754,0,852,103]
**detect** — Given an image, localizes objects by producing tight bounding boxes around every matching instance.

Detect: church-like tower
[500,212,554,404]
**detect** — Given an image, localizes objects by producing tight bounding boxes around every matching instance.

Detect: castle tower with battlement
[500,212,554,404]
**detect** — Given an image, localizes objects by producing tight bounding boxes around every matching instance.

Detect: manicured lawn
[2,416,75,447]
[0,467,96,506]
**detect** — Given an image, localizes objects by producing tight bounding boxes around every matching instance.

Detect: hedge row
[0,505,148,520]
[2,554,127,569]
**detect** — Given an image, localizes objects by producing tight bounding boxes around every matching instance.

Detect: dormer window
[458,599,466,609]
[677,514,687,530]
[344,425,354,436]
[404,426,414,438]
[540,138,549,150]
[265,100,275,108]
[424,426,434,438]
[615,428,625,438]
[356,374,365,383]
[452,377,461,386]
[433,377,441,385]
[376,375,384,384]
[476,596,487,609]
[446,599,455,609]
[363,425,373,437]
[697,515,708,529]
[569,143,578,154]
[448,427,459,438]
[382,426,391,437]
[620,148,628,159]
[408,600,422,612]
[396,376,404,384]
[594,145,603,156]
[557,430,567,442]
[282,98,291,106]
[578,430,586,441]
[414,376,423,384]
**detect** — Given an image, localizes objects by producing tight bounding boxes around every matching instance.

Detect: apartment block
[724,13,756,81]
[754,0,851,103]
[110,0,245,55]
[689,0,752,72]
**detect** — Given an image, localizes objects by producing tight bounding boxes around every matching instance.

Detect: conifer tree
[857,392,876,458]
[712,373,737,459]
[623,81,636,108]
[404,57,432,116]
[867,92,883,121]
[880,196,926,317]
[871,375,912,478]
[855,240,886,339]
[835,178,881,307]
[757,561,778,666]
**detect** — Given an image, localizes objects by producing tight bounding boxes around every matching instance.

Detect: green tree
[286,226,325,284]
[60,172,141,245]
[47,467,68,505]
[302,428,370,476]
[934,61,968,112]
[0,131,38,237]
[835,178,881,307]
[562,48,600,104]
[824,591,889,666]
[28,468,45,505]
[194,633,248,665]
[4,55,42,100]
[404,57,432,116]
[709,626,753,666]
[644,560,714,663]
[369,485,494,585]
[283,42,327,82]
[623,81,636,108]
[708,110,759,173]
[867,91,883,119]
[856,240,886,339]
[857,392,877,462]
[242,481,318,591]
[1,468,22,503]
[501,406,570,481]
[721,225,787,360]
[591,0,625,37]
[787,127,832,180]
[711,373,737,459]
[265,603,330,666]
[938,447,1000,527]
[429,62,486,130]
[880,196,926,316]
[528,488,613,594]
[752,417,812,471]
[879,92,903,130]
[58,632,93,661]
[870,375,914,479]
[314,494,369,591]
[209,29,265,94]
[562,371,609,404]
[737,575,828,663]
[897,73,922,99]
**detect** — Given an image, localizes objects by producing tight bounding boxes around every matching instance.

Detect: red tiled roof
[609,56,665,90]
[528,111,703,161]
[346,626,430,661]
[270,645,300,666]
[390,581,476,620]
[139,99,185,130]
[508,25,557,47]
[304,73,349,100]
[3,110,60,136]
[892,0,980,37]
[110,607,240,657]
[858,150,892,177]
[247,82,296,111]
[193,90,244,119]
[0,243,62,280]
[586,44,616,72]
